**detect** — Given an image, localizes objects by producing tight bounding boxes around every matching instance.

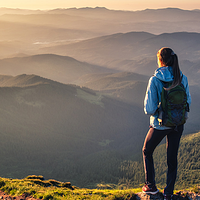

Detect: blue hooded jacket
[144,66,191,130]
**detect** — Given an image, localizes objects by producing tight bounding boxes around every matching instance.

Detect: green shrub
[48,179,62,187]
[31,179,51,187]
[191,186,200,194]
[61,182,73,189]
[43,194,54,200]
[0,180,5,188]
[25,175,45,181]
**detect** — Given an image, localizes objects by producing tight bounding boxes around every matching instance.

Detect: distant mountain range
[39,31,200,86]
[2,7,200,35]
[1,7,200,58]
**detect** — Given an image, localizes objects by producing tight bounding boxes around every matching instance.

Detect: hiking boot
[164,194,173,200]
[142,184,159,194]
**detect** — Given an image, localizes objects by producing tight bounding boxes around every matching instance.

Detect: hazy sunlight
[1,0,200,10]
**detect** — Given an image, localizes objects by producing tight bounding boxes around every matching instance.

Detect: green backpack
[159,82,189,127]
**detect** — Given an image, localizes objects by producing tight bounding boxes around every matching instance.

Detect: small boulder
[136,192,164,200]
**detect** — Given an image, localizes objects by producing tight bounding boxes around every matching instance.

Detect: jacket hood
[154,66,174,82]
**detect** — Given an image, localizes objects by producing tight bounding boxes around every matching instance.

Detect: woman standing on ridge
[142,47,191,200]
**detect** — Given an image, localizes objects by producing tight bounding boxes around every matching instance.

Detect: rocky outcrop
[185,192,200,200]
[135,192,200,200]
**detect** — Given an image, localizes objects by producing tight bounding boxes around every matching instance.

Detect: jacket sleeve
[144,76,159,115]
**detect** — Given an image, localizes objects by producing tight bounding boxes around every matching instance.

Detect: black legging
[142,125,183,195]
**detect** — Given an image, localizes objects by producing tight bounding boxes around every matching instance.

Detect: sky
[0,0,200,11]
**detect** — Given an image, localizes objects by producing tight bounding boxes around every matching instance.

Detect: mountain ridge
[40,31,200,62]
[0,74,60,87]
[0,54,115,84]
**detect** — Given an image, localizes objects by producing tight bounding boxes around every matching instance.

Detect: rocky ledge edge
[0,190,199,200]
[136,191,200,200]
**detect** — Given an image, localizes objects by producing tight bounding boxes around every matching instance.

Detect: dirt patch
[0,191,40,200]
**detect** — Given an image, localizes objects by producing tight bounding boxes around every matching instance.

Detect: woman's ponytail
[171,53,182,89]
[157,47,182,90]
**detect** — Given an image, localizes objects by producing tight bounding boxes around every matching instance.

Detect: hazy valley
[0,7,199,189]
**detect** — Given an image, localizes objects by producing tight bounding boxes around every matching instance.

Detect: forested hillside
[0,74,148,187]
[118,132,200,189]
